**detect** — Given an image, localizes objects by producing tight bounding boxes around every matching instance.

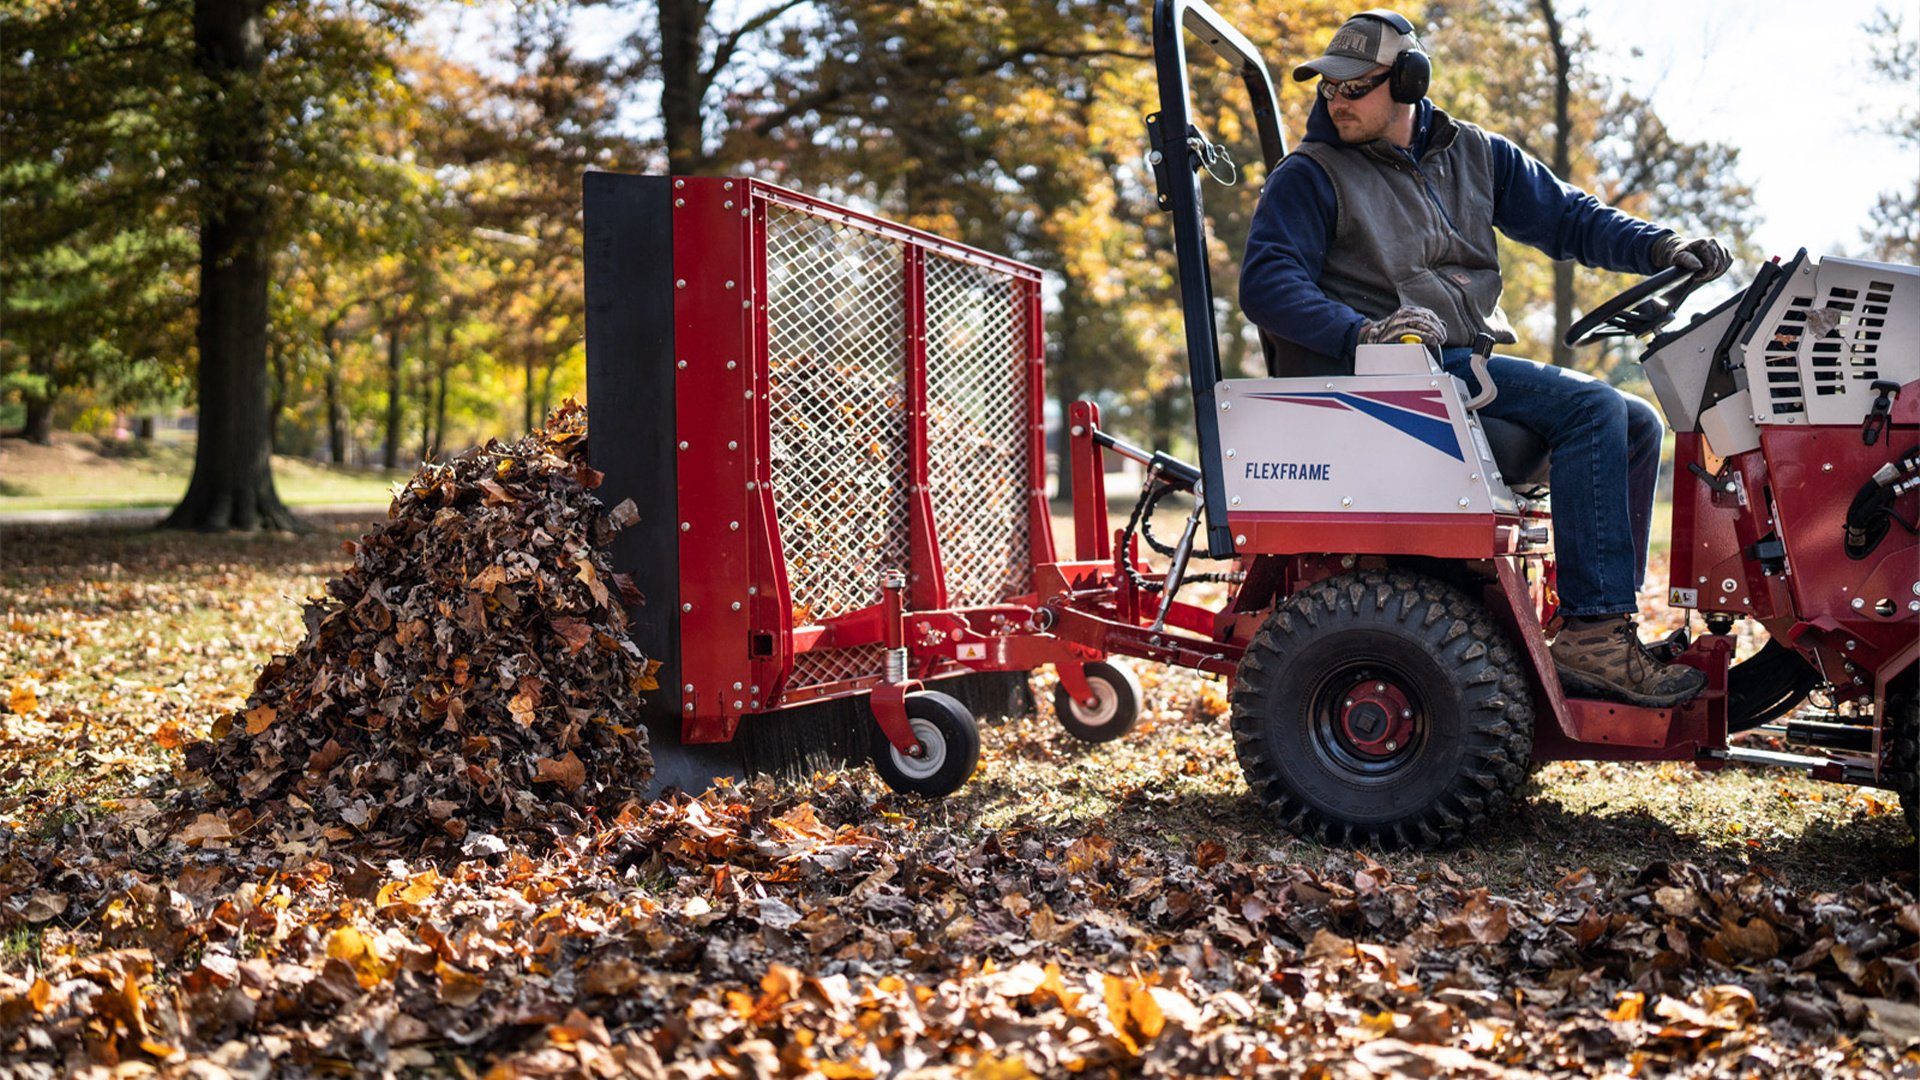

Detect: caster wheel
[1230,570,1534,849]
[871,691,980,797]
[1054,661,1143,743]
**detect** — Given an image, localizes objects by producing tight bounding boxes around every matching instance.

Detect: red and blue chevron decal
[1245,389,1462,460]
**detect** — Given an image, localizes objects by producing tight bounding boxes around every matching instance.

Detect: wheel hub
[1339,679,1416,757]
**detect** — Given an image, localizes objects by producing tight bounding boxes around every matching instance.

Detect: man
[1240,9,1730,709]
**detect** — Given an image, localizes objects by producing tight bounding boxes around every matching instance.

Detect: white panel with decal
[1215,375,1514,515]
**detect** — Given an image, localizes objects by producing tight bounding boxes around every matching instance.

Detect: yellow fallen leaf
[377,870,440,909]
[436,960,485,1006]
[153,720,187,750]
[326,926,391,988]
[1607,991,1646,1023]
[244,705,276,735]
[8,683,38,715]
[1127,984,1166,1041]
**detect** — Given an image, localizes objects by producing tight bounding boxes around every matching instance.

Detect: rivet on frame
[675,279,687,289]
[674,179,685,189]
[723,180,734,190]
[724,200,734,209]
[726,360,737,370]
[728,440,738,450]
[725,280,735,290]
[674,198,685,207]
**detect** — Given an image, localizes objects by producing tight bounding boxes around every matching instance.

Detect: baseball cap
[1291,10,1421,82]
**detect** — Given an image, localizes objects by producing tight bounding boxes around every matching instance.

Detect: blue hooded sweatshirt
[1240,96,1674,362]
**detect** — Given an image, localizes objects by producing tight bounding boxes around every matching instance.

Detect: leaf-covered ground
[2,512,1917,1077]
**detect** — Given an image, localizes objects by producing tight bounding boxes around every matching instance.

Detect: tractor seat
[1480,415,1550,490]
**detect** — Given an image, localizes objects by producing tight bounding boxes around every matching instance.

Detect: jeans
[1440,347,1663,617]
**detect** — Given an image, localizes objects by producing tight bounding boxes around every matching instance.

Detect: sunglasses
[1319,70,1391,100]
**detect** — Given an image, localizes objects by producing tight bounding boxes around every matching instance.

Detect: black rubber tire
[1054,661,1144,743]
[1229,570,1534,849]
[1727,639,1823,733]
[870,691,981,798]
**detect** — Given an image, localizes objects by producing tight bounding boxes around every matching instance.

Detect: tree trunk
[431,320,452,461]
[267,332,287,453]
[164,0,297,531]
[416,321,433,464]
[433,363,449,461]
[383,323,404,471]
[1539,0,1576,368]
[659,0,708,173]
[21,394,53,445]
[537,358,560,429]
[522,351,537,435]
[324,328,346,466]
[1149,382,1176,454]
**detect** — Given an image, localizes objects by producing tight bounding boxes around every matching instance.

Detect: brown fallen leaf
[19,891,68,923]
[180,812,233,846]
[534,751,586,792]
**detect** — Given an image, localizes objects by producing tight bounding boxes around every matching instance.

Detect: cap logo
[1330,27,1374,55]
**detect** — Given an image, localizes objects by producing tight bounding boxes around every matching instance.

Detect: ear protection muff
[1352,9,1431,104]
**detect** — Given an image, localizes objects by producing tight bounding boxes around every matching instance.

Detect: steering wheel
[1563,265,1704,349]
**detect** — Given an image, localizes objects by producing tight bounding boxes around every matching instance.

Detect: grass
[1,925,41,967]
[0,434,399,513]
[1,514,1908,900]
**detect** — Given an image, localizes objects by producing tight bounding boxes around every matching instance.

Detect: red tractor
[585,1,1917,850]
[1065,0,1919,846]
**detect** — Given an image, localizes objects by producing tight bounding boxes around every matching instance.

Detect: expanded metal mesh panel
[789,644,886,692]
[924,255,1032,607]
[763,205,908,688]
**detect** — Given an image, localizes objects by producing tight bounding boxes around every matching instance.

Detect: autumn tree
[1862,5,1918,263]
[0,0,198,444]
[158,1,421,528]
[1423,0,1758,372]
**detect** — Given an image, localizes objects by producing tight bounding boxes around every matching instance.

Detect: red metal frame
[673,178,761,743]
[672,178,1078,750]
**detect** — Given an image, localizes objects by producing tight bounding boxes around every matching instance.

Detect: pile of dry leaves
[185,401,656,849]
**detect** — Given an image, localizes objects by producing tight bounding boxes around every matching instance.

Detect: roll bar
[1148,0,1285,558]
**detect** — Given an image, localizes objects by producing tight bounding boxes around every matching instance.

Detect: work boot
[1551,615,1707,708]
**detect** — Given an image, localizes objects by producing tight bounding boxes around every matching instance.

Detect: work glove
[1358,304,1448,346]
[1653,234,1732,282]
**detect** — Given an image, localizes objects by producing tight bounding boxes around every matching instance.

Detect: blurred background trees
[3,0,1895,527]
